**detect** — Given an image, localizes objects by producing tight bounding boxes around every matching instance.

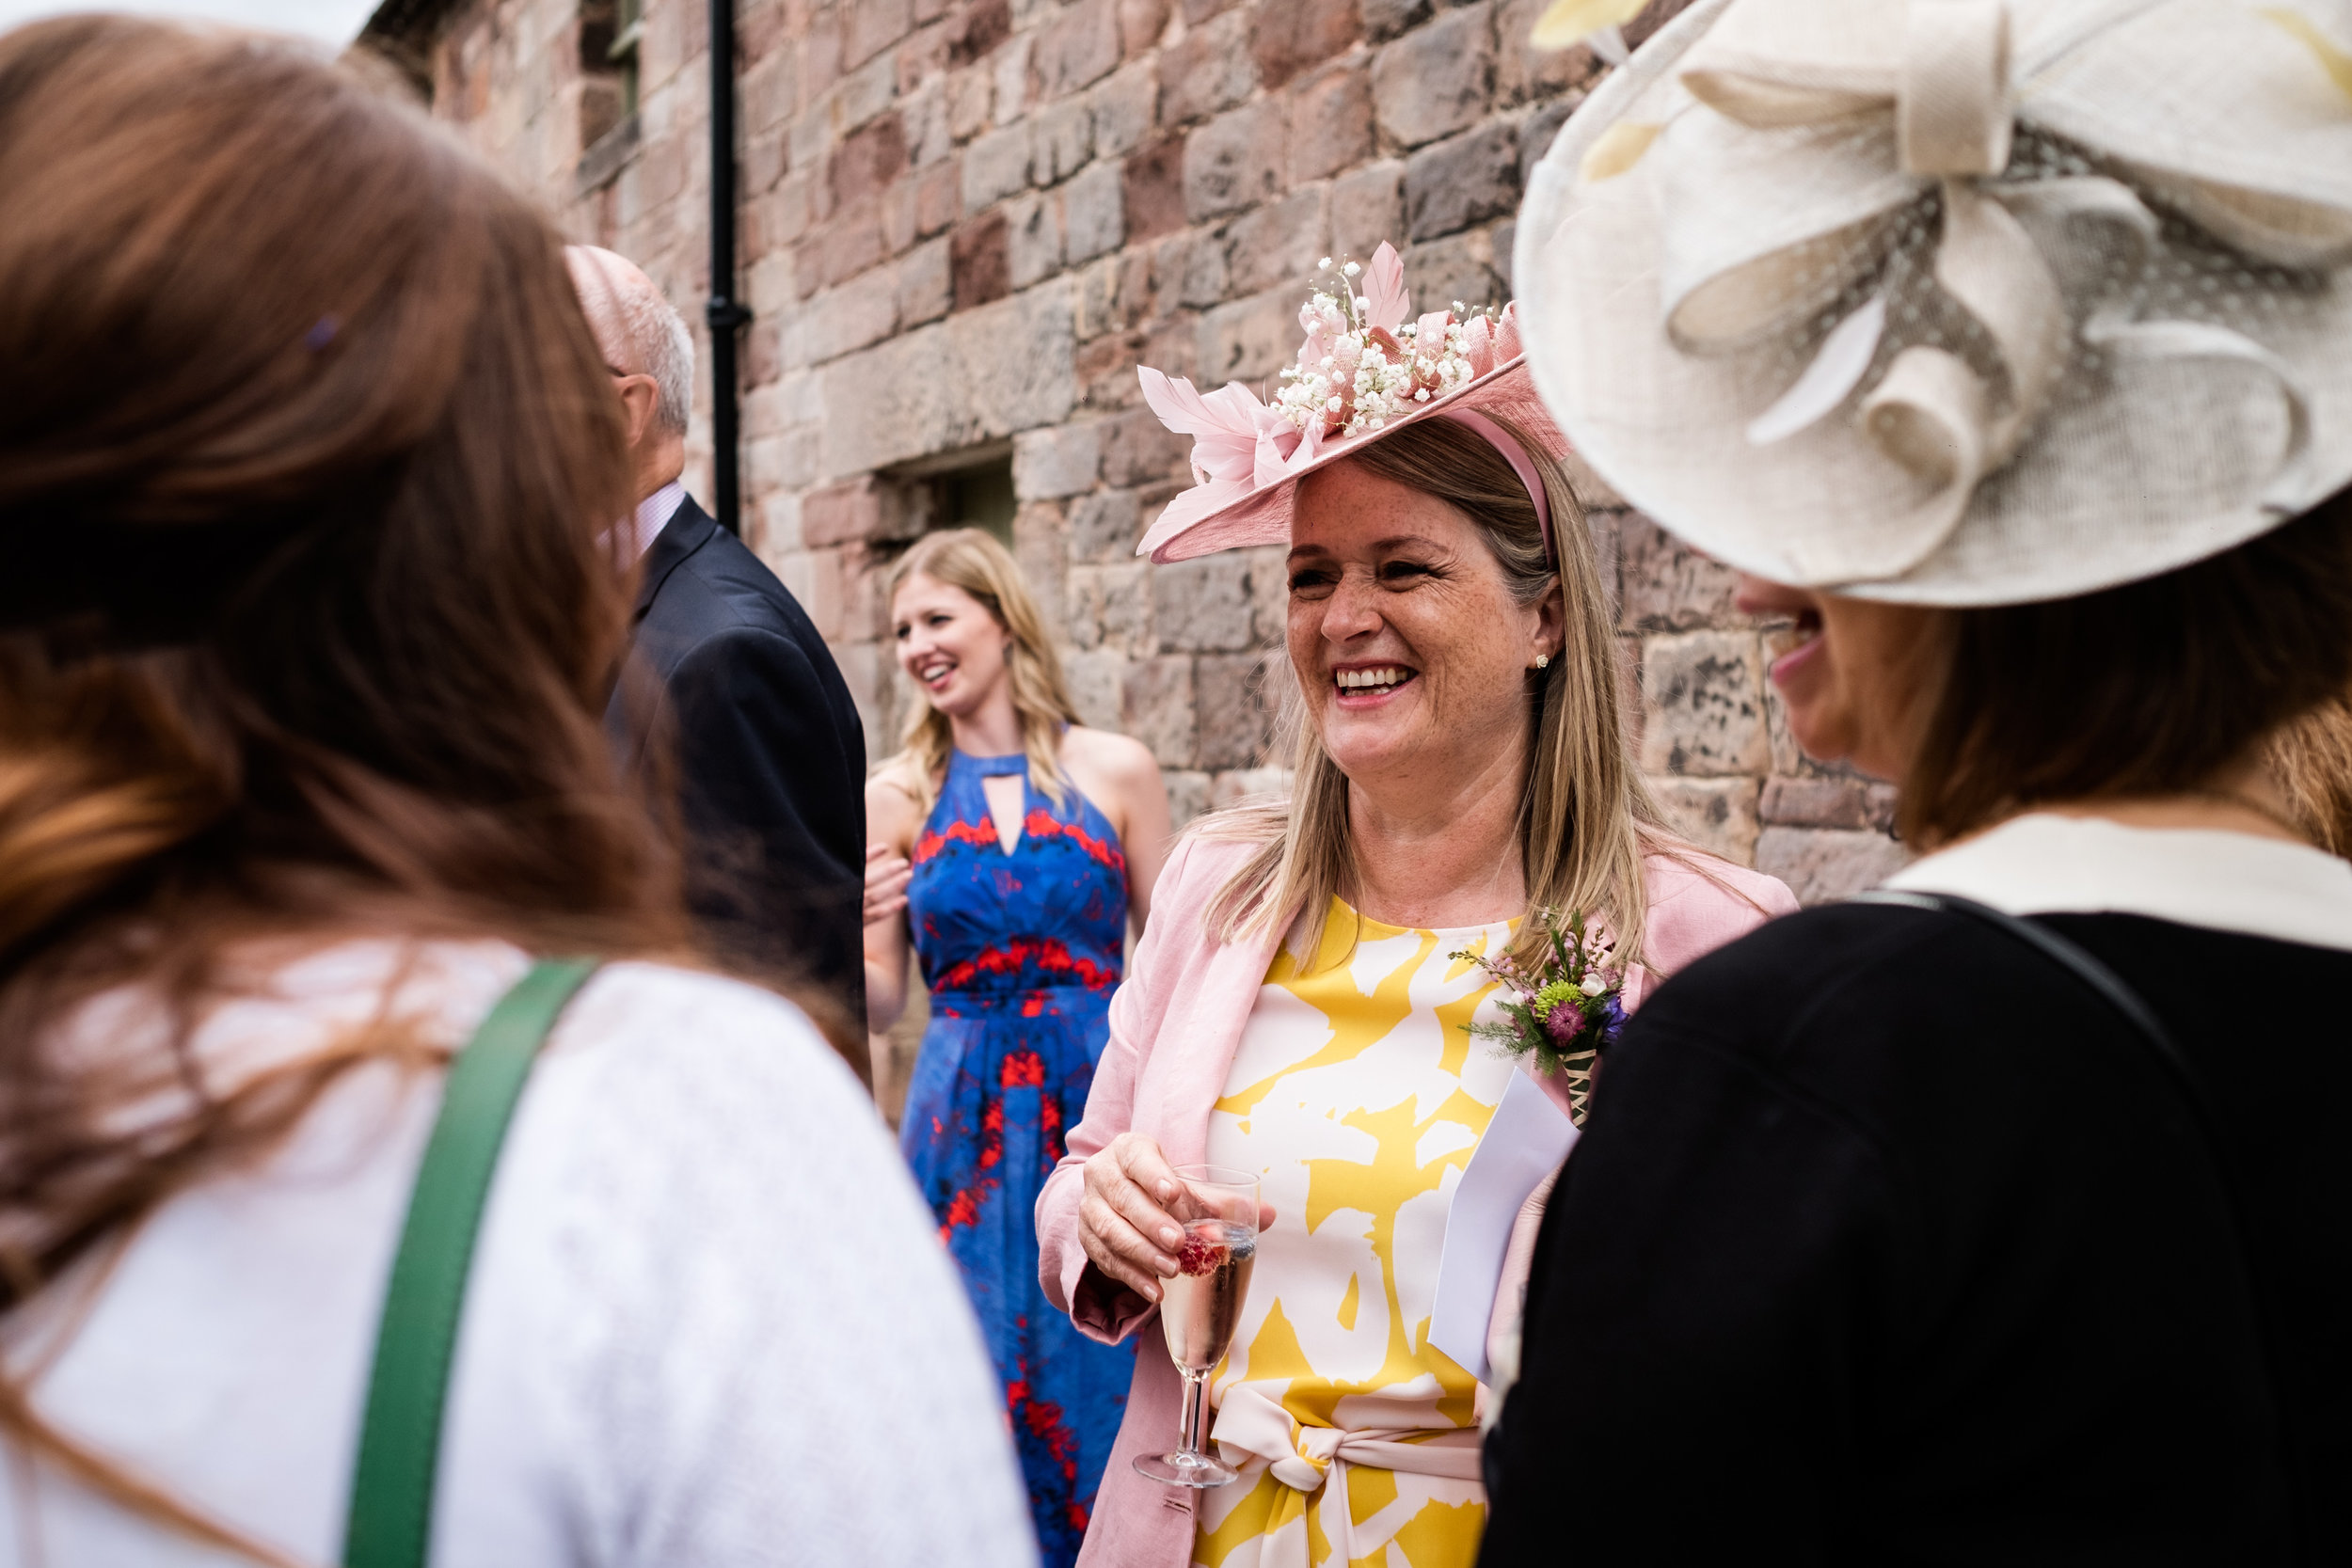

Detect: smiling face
[893,572,1012,719]
[1287,459,1561,803]
[1738,575,1947,781]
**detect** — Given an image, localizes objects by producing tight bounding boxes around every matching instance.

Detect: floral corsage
[1451,911,1626,1126]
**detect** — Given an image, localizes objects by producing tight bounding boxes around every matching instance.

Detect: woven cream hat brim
[1514,0,2352,607]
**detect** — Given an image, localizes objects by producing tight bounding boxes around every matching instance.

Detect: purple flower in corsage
[1450,909,1627,1127]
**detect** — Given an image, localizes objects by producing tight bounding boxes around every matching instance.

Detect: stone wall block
[1090,59,1159,158]
[1163,768,1213,832]
[1176,228,1231,309]
[1639,629,1769,777]
[1372,6,1494,150]
[805,263,900,363]
[1013,420,1104,499]
[1070,486,1145,561]
[1122,133,1189,243]
[817,279,1077,477]
[1153,552,1257,653]
[1226,189,1327,296]
[1037,97,1096,183]
[1330,158,1405,259]
[1210,766,1294,811]
[1065,648,1127,729]
[1252,0,1362,90]
[744,51,800,135]
[1199,284,1301,384]
[823,108,903,213]
[1401,230,1503,313]
[993,32,1035,123]
[947,0,1014,67]
[1038,0,1121,100]
[1194,650,1281,769]
[1159,8,1257,125]
[1184,99,1284,222]
[898,234,953,326]
[1120,0,1173,58]
[1062,159,1126,262]
[1759,775,1878,830]
[1122,655,1199,766]
[848,0,915,72]
[1404,119,1517,242]
[1012,498,1070,630]
[962,121,1034,207]
[1756,827,1910,906]
[1647,775,1761,865]
[1069,561,1152,651]
[947,62,993,139]
[1006,190,1063,288]
[882,176,921,256]
[1100,406,1191,487]
[950,206,1011,309]
[1288,61,1375,186]
[914,158,961,237]
[1617,512,1740,630]
[803,478,885,546]
[1361,0,1433,41]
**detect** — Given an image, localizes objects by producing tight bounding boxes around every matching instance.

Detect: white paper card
[1427,1069,1579,1384]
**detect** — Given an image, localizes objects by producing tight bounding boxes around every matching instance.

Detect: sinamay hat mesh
[1514,0,2352,606]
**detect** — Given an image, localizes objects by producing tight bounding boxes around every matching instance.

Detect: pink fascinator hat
[1135,243,1569,563]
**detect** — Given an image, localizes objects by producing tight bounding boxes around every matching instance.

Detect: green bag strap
[342,958,599,1568]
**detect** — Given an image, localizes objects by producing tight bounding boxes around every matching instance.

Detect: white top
[1885,811,2352,951]
[631,479,689,559]
[0,941,1037,1568]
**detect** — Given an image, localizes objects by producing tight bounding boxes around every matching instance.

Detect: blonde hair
[1194,415,1676,974]
[882,528,1083,813]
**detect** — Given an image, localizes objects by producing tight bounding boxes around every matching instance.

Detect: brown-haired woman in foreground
[0,19,1032,1567]
[1489,0,2352,1559]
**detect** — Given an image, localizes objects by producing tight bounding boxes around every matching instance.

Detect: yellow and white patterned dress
[1194,896,1518,1568]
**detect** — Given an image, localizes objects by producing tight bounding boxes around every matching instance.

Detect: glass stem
[1179,1368,1210,1457]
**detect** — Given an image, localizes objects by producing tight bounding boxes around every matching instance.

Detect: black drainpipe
[705,0,751,533]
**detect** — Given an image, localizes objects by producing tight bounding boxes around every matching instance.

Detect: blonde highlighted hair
[1193,415,1680,974]
[882,528,1082,812]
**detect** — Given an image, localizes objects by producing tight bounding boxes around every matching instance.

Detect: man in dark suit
[569,246,868,1057]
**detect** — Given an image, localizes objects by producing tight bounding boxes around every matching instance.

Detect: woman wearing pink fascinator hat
[1034,245,1796,1568]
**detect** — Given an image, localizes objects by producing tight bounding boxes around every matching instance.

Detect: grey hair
[621,286,694,436]
[566,245,694,435]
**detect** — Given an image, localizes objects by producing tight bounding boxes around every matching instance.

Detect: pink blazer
[1035,833,1798,1566]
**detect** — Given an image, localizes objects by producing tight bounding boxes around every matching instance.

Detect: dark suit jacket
[606,496,867,1034]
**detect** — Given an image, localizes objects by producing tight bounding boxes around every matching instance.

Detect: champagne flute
[1133,1164,1260,1488]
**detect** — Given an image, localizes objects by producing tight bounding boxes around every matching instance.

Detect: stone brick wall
[364,0,1908,908]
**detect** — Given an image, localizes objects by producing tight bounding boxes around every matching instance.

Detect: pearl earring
[1533,654,1550,670]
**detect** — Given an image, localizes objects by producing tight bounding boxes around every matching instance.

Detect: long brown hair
[1195,415,1676,974]
[1901,488,2352,847]
[0,17,687,1557]
[880,528,1083,813]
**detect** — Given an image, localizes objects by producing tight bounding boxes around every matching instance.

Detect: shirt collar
[630,479,688,561]
[1885,812,2352,952]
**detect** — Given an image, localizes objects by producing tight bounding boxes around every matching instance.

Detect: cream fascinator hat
[1514,0,2352,605]
[1135,245,1571,562]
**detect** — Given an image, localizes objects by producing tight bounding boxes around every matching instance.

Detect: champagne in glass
[1134,1164,1259,1488]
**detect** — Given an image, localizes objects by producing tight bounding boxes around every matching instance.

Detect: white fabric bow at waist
[1210,1385,1483,1564]
[1604,0,2348,581]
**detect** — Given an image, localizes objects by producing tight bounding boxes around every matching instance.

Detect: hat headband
[1438,407,1554,565]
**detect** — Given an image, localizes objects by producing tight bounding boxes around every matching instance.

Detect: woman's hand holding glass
[1079,1132,1187,1305]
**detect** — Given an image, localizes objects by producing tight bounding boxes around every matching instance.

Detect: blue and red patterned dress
[900,747,1138,1565]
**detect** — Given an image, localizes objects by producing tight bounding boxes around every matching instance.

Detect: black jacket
[1482,903,2344,1565]
[606,496,866,1030]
